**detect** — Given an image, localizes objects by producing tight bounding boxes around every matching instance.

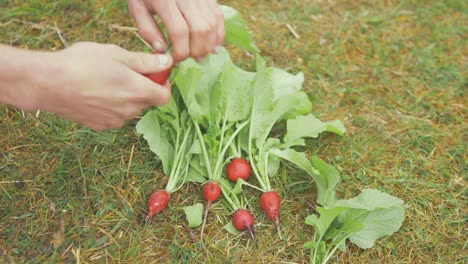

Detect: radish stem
[200,201,211,241]
[194,121,213,180]
[166,124,193,192]
[321,234,351,264]
[217,110,229,160]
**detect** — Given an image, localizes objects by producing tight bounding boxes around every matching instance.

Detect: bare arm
[0,43,173,131]
[0,45,48,111]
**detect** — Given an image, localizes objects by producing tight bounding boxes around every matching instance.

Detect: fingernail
[159,54,170,65]
[152,40,165,52]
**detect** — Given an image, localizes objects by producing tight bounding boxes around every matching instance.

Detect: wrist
[0,45,59,111]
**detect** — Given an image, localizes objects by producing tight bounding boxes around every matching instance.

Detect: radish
[226,158,251,182]
[232,209,256,243]
[144,68,171,85]
[145,190,170,222]
[202,182,221,202]
[200,182,221,238]
[144,51,172,85]
[259,191,281,230]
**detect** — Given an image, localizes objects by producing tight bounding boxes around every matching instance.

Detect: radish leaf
[136,109,174,176]
[336,189,406,249]
[221,5,259,53]
[284,114,346,145]
[182,203,204,228]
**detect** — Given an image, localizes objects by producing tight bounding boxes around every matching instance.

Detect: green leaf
[221,5,259,53]
[182,203,204,228]
[348,206,405,249]
[249,59,311,150]
[305,207,345,238]
[311,156,340,206]
[184,155,207,184]
[270,68,305,101]
[269,150,340,206]
[204,125,222,159]
[188,139,202,154]
[223,221,241,235]
[284,114,327,143]
[336,189,406,249]
[269,149,318,177]
[218,62,255,122]
[269,149,335,203]
[267,153,281,177]
[136,110,174,176]
[284,114,346,146]
[248,62,275,146]
[303,240,318,249]
[325,120,347,136]
[174,49,231,126]
[185,168,206,184]
[232,178,248,194]
[335,188,405,210]
[339,218,365,234]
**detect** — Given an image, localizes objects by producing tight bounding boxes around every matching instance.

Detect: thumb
[114,49,173,74]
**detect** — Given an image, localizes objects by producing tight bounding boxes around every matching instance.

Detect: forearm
[0,44,56,111]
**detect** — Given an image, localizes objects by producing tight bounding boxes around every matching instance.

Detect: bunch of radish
[136,4,346,247]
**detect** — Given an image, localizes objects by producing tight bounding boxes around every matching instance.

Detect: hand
[34,42,173,131]
[128,0,225,62]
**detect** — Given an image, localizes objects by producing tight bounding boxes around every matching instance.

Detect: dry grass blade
[286,23,300,39]
[111,24,137,31]
[53,22,68,47]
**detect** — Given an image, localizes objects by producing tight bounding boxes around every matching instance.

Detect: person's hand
[128,0,225,62]
[33,42,173,131]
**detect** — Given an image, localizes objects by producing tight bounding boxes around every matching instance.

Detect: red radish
[143,52,172,85]
[144,68,171,85]
[202,182,221,202]
[259,191,281,229]
[145,190,170,222]
[226,158,251,182]
[200,182,221,238]
[232,209,256,243]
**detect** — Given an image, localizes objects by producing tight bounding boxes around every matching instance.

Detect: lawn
[0,0,466,263]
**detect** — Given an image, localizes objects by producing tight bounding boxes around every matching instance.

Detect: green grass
[1,0,466,263]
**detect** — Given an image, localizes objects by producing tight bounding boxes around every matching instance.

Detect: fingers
[104,45,172,107]
[207,0,225,48]
[136,0,225,62]
[87,77,171,131]
[153,0,190,62]
[114,48,173,106]
[143,80,172,107]
[83,81,170,130]
[109,45,173,74]
[128,0,167,52]
[177,0,217,60]
[121,65,172,107]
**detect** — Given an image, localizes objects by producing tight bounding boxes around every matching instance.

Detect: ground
[0,0,466,263]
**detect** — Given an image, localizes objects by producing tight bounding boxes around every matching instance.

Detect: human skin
[128,0,225,62]
[0,0,225,131]
[0,42,173,131]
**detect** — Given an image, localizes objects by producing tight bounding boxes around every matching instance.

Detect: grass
[1,0,466,263]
